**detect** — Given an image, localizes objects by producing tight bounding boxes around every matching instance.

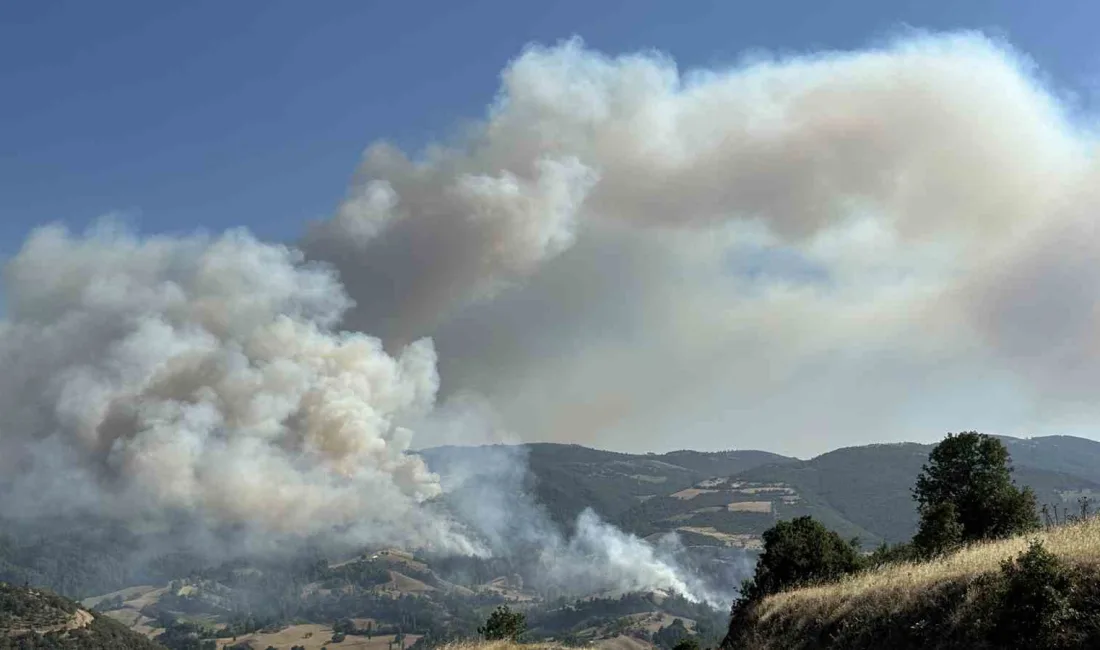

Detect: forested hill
[0,582,165,649]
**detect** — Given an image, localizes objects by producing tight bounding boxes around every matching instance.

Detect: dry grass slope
[729,518,1100,650]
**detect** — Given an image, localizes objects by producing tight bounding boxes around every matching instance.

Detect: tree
[723,516,865,650]
[739,516,865,602]
[478,605,527,641]
[911,501,964,558]
[913,432,1038,552]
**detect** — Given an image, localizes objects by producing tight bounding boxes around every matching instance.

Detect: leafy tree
[913,432,1038,552]
[478,605,527,641]
[723,516,865,650]
[672,638,701,650]
[739,516,865,602]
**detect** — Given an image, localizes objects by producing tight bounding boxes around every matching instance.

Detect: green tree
[723,516,865,650]
[739,516,865,602]
[478,605,527,641]
[913,432,1038,553]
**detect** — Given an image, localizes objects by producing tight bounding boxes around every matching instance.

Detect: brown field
[215,627,418,650]
[726,501,773,513]
[385,570,434,593]
[86,585,170,637]
[676,526,763,550]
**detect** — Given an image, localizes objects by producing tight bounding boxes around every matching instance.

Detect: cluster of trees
[723,432,1091,648]
[740,433,1039,602]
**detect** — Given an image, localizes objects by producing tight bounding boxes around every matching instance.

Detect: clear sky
[3,0,1098,254]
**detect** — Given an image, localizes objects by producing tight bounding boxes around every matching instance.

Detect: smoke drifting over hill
[2,31,1099,604]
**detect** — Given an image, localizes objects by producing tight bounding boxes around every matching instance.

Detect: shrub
[992,539,1076,649]
[478,605,527,641]
[740,516,865,602]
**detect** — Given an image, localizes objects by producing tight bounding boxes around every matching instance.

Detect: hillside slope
[1,582,165,649]
[722,518,1100,649]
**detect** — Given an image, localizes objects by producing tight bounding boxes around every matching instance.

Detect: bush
[992,539,1076,649]
[740,516,865,602]
[478,605,527,641]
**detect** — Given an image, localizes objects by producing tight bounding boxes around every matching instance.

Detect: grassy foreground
[724,518,1100,649]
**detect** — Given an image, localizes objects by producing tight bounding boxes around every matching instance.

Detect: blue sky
[3,0,1099,257]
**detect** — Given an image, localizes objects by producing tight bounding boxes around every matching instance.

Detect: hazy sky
[4,1,1100,457]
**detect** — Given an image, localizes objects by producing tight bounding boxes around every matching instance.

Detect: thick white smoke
[422,441,732,606]
[305,32,1100,453]
[0,223,476,554]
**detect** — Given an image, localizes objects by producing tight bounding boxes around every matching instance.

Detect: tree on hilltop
[913,432,1038,555]
[739,515,864,602]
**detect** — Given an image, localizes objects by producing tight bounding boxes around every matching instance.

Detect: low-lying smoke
[422,441,736,607]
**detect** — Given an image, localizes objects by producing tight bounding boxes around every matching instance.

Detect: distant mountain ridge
[421,435,1100,549]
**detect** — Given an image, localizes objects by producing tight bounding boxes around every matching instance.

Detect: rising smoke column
[0,223,477,555]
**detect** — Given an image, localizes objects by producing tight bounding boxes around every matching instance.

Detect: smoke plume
[4,29,1100,605]
[0,223,476,554]
[305,32,1099,453]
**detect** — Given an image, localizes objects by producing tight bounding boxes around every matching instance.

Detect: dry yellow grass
[757,517,1100,623]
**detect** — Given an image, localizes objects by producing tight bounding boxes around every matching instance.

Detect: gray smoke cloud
[0,223,477,555]
[305,32,1100,454]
